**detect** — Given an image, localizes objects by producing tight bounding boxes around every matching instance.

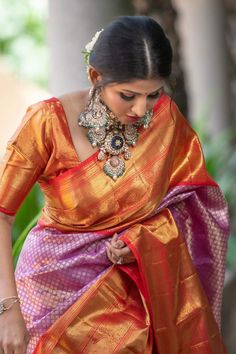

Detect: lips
[126,115,139,120]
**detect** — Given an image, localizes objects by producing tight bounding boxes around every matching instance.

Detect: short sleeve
[0,102,52,215]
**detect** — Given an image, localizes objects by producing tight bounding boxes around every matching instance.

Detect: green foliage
[12,184,44,264]
[227,237,236,271]
[0,0,48,86]
[13,211,41,266]
[12,184,44,241]
[193,121,236,272]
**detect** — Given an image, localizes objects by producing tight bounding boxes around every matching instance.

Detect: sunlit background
[0,1,235,352]
[0,0,47,84]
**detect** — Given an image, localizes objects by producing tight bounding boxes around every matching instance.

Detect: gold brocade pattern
[0,95,213,226]
[34,268,153,353]
[40,96,216,233]
[34,210,226,354]
[0,95,227,353]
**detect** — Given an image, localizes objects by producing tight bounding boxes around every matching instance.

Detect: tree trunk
[172,0,231,136]
[48,0,133,95]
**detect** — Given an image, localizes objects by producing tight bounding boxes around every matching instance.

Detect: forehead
[108,78,164,94]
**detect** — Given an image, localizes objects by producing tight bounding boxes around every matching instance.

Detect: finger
[123,253,136,263]
[2,344,14,354]
[106,243,122,258]
[25,332,30,345]
[106,245,112,260]
[111,234,126,249]
[107,243,135,263]
[111,233,119,246]
[108,243,132,258]
[114,240,125,249]
[106,245,117,264]
[107,244,136,264]
[14,343,27,354]
[120,246,132,256]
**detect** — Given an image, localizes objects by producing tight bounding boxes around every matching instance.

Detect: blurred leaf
[13,211,40,266]
[227,236,236,271]
[0,0,48,86]
[12,184,44,266]
[12,183,44,243]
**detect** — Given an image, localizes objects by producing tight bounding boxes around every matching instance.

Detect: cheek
[108,95,130,114]
[148,101,155,109]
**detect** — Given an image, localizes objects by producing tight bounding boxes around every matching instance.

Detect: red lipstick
[126,115,140,120]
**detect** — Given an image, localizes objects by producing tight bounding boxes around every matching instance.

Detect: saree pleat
[33,267,153,354]
[33,208,226,354]
[121,210,226,354]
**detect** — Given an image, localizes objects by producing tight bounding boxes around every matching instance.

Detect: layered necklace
[78,87,153,181]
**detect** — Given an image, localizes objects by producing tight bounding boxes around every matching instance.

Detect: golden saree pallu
[0,95,229,353]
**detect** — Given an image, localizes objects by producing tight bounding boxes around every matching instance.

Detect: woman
[0,16,229,354]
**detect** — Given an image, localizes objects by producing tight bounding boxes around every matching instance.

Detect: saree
[0,94,229,353]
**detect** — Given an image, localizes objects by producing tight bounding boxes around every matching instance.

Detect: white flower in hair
[82,29,104,65]
[85,29,104,52]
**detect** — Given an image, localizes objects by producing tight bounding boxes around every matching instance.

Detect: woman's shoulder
[24,89,88,120]
[12,90,88,142]
[58,89,89,113]
[54,89,89,136]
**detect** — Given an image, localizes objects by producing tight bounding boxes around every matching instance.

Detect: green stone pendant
[103,156,125,181]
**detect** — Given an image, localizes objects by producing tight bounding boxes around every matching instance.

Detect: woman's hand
[0,303,29,354]
[106,233,136,265]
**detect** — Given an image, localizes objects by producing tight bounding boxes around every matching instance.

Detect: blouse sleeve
[0,102,52,215]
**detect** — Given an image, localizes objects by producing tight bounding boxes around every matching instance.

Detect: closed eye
[120,88,163,101]
[148,89,163,99]
[120,93,135,101]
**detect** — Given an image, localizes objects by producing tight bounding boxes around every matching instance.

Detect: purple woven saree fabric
[156,184,229,327]
[15,226,112,353]
[15,184,229,353]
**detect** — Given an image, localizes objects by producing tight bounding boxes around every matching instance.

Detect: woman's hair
[89,16,173,86]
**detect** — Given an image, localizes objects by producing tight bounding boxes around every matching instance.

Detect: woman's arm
[0,213,29,354]
[0,214,18,298]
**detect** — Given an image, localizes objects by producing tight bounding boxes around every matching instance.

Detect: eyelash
[120,91,161,101]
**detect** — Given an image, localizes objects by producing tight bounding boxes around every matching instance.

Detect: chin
[115,116,126,124]
[119,119,130,125]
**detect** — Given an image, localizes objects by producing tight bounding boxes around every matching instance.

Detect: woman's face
[100,78,164,125]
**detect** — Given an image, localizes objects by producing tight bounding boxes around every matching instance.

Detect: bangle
[0,296,20,315]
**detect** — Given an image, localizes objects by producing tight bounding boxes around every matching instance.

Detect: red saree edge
[121,236,152,307]
[170,180,218,188]
[37,217,115,236]
[0,207,15,216]
[121,235,158,351]
[46,150,99,186]
[32,334,50,354]
[153,92,169,113]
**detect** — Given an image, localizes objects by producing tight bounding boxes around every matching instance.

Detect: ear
[87,66,102,85]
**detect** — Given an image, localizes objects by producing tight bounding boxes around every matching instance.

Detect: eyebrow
[122,86,164,95]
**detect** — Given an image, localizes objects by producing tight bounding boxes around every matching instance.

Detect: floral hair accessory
[82,29,104,65]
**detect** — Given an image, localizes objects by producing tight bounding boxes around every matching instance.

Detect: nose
[131,97,148,117]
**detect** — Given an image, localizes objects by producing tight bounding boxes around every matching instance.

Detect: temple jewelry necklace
[78,87,153,181]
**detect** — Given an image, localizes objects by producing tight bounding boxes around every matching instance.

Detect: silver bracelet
[0,296,20,315]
